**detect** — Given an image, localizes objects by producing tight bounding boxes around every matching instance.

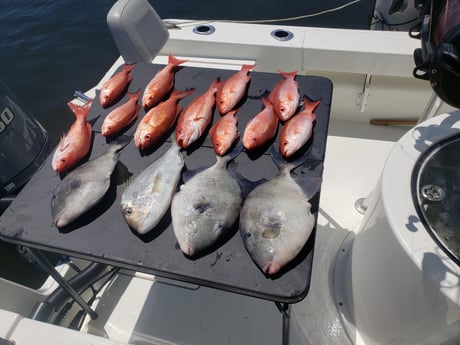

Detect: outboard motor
[0,80,50,201]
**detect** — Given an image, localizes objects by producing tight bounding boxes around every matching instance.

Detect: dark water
[0,0,374,147]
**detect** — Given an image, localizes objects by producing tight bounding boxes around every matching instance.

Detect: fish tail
[226,109,239,117]
[209,78,220,92]
[277,70,298,80]
[268,144,309,172]
[67,99,93,120]
[215,143,243,167]
[107,135,132,153]
[241,64,257,73]
[123,63,136,73]
[168,53,188,66]
[261,96,273,109]
[171,88,195,100]
[303,96,321,116]
[128,89,142,100]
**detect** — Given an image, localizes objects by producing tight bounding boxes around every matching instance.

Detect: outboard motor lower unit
[0,81,49,199]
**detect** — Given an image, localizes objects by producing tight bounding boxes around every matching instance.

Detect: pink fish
[101,90,141,137]
[242,97,278,150]
[52,100,93,172]
[216,64,256,114]
[142,53,188,110]
[176,79,219,149]
[99,64,135,108]
[269,70,300,121]
[279,96,320,158]
[134,89,194,150]
[209,110,240,156]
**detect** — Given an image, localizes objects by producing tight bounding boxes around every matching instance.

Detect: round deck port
[193,24,216,35]
[271,29,294,41]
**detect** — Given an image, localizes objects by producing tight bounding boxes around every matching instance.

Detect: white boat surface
[0,1,459,344]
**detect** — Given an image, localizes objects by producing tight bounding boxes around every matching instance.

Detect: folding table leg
[27,247,98,320]
[275,302,290,345]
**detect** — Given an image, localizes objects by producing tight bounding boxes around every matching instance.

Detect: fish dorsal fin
[58,134,69,151]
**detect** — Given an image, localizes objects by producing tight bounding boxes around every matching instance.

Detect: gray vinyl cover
[107,0,169,64]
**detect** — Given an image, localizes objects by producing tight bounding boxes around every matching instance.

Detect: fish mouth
[180,242,196,257]
[54,215,68,228]
[262,261,281,275]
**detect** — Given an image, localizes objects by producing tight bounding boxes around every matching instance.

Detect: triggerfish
[176,78,219,149]
[268,70,300,121]
[216,64,256,114]
[239,149,320,275]
[101,90,141,137]
[99,64,135,108]
[242,97,278,150]
[209,110,240,156]
[279,96,320,158]
[51,136,131,228]
[51,100,93,173]
[142,53,188,110]
[134,89,194,150]
[121,142,184,235]
[171,149,243,257]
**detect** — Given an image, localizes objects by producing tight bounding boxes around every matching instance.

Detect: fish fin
[224,142,243,161]
[261,97,273,109]
[58,134,70,151]
[123,63,136,73]
[128,89,142,100]
[176,105,182,118]
[208,122,216,138]
[168,53,188,66]
[107,135,132,154]
[277,70,298,79]
[67,99,93,120]
[237,174,267,199]
[209,78,220,92]
[171,88,195,100]
[242,64,257,73]
[268,144,310,172]
[85,122,92,137]
[302,96,321,115]
[151,173,164,194]
[121,174,136,193]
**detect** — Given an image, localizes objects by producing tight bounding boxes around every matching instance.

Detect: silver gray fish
[171,152,242,256]
[239,155,319,275]
[121,142,184,234]
[51,136,131,228]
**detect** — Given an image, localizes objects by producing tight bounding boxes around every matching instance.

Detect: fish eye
[144,134,150,139]
[125,207,133,215]
[245,232,252,239]
[60,158,66,162]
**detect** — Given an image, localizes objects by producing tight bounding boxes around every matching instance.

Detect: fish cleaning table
[0,63,332,306]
